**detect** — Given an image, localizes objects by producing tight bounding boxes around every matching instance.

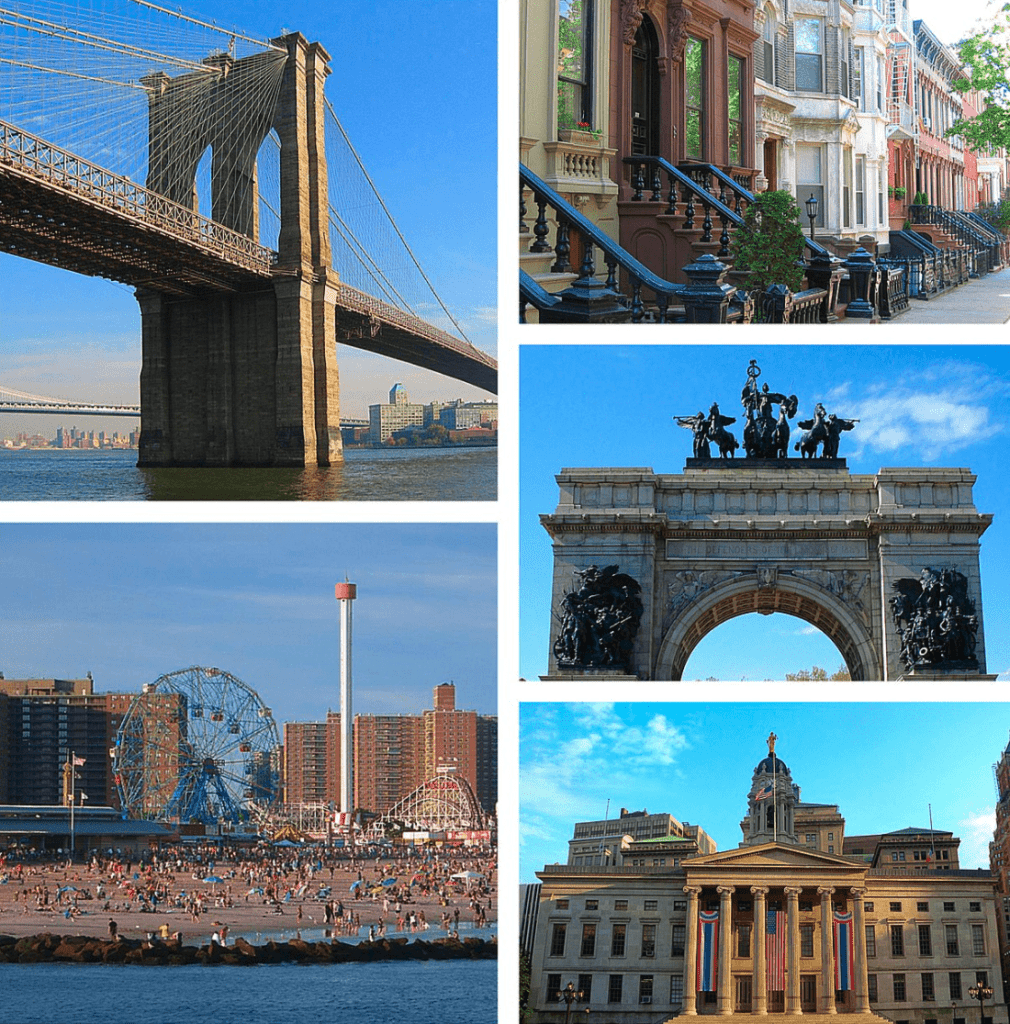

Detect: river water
[0,447,496,501]
[0,958,497,1023]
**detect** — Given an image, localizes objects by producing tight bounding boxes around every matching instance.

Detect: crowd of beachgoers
[0,841,496,944]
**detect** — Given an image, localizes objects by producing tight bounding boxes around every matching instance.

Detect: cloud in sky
[823,362,1009,461]
[520,704,691,858]
[959,809,997,870]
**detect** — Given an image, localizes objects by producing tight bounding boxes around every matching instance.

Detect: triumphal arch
[541,360,994,681]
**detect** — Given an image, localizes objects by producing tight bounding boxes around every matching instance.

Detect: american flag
[767,910,786,990]
[754,784,773,801]
[72,756,86,766]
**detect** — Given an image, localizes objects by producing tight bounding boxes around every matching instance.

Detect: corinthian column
[851,887,871,1012]
[684,885,703,1016]
[818,887,837,1014]
[718,886,736,1015]
[784,886,802,1015]
[752,886,769,1015]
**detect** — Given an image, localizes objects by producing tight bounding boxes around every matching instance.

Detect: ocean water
[0,958,497,1024]
[0,446,496,501]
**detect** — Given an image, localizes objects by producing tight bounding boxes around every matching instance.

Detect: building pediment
[684,841,867,885]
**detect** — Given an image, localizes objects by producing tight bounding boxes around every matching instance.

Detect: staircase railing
[908,203,993,277]
[674,160,832,259]
[521,162,687,322]
[519,269,560,323]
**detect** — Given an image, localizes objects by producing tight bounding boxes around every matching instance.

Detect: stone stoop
[658,1013,894,1024]
[909,224,962,250]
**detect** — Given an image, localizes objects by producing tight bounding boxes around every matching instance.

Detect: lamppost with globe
[559,981,589,1023]
[805,193,819,240]
[968,981,994,1024]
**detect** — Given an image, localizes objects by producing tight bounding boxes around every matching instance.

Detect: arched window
[631,17,660,155]
[558,0,594,129]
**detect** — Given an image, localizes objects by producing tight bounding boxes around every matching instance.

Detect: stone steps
[658,1012,893,1024]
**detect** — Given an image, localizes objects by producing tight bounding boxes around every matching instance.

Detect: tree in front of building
[947,4,1010,150]
[519,948,535,1022]
[730,190,807,295]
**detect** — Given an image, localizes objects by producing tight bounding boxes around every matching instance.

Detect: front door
[801,975,817,1012]
[735,976,753,1012]
[631,19,659,155]
[763,138,778,190]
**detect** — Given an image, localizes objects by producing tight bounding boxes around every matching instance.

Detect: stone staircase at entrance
[658,1013,895,1024]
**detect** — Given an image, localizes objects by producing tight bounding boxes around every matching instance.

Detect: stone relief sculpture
[554,564,644,671]
[890,567,979,671]
[793,568,869,623]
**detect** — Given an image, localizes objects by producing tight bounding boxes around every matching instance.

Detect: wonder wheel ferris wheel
[113,666,280,825]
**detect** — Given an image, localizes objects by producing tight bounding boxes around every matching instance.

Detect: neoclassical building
[526,738,1006,1023]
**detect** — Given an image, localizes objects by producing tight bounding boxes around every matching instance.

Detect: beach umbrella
[381,877,398,887]
[349,880,362,891]
[203,875,224,885]
[57,885,78,893]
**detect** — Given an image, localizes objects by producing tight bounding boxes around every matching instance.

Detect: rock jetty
[0,932,497,967]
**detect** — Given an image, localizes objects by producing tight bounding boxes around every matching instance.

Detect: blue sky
[0,523,496,721]
[520,344,1010,680]
[0,0,496,437]
[520,702,1009,881]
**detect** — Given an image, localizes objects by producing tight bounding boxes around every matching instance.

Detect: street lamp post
[560,982,586,1024]
[968,982,994,1024]
[805,194,819,240]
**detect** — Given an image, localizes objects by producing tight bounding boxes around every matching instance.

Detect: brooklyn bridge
[0,0,496,466]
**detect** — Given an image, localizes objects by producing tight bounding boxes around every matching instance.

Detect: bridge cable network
[0,0,475,345]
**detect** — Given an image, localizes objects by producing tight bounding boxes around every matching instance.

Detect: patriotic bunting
[697,910,720,992]
[833,910,855,991]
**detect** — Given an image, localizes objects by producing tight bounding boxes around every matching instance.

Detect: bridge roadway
[0,120,497,395]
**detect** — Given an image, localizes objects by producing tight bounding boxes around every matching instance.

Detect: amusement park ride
[111,666,492,842]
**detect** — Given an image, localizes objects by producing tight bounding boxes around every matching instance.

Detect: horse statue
[771,406,790,459]
[706,403,738,459]
[794,403,829,458]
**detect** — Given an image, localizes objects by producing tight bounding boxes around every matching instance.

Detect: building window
[673,901,687,911]
[976,971,989,988]
[891,902,903,911]
[551,923,567,957]
[557,900,570,910]
[739,924,752,958]
[640,975,654,1004]
[877,55,884,110]
[843,149,852,228]
[644,901,658,911]
[853,47,864,108]
[558,0,593,128]
[801,924,815,957]
[918,903,930,912]
[612,924,627,957]
[578,974,593,1003]
[582,923,597,957]
[671,975,684,1006]
[797,144,824,226]
[894,974,907,1001]
[970,902,981,913]
[685,36,705,159]
[868,974,878,1002]
[615,900,628,911]
[950,973,962,1000]
[761,6,777,85]
[642,924,656,958]
[585,900,598,911]
[728,53,744,166]
[922,973,935,1001]
[944,903,955,912]
[672,924,686,956]
[547,974,562,1002]
[946,925,959,956]
[919,925,932,956]
[865,902,875,913]
[840,29,850,97]
[609,975,624,1003]
[866,925,877,958]
[971,924,985,956]
[892,925,905,957]
[795,18,823,91]
[855,156,865,225]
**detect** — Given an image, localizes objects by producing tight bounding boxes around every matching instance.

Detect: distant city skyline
[1,524,497,722]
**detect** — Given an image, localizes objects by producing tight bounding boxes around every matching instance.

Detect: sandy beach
[0,852,496,945]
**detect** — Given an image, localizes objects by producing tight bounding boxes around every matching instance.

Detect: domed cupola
[743,732,798,846]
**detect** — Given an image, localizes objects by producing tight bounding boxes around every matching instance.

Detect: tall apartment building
[283,713,342,806]
[282,683,496,818]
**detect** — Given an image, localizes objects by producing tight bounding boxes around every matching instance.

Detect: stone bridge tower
[137,34,340,467]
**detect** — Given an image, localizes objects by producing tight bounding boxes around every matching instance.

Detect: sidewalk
[887,266,1010,323]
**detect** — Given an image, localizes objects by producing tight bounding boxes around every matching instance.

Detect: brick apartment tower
[991,733,1010,979]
